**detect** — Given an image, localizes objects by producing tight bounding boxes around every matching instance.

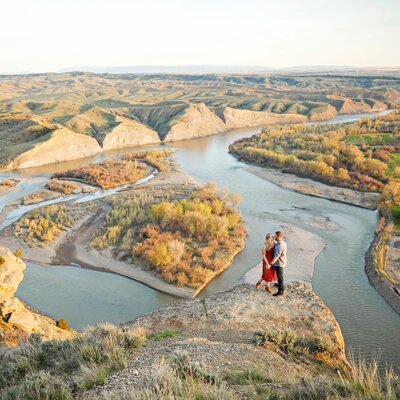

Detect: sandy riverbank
[0,201,18,225]
[246,165,379,210]
[243,223,326,287]
[387,236,400,289]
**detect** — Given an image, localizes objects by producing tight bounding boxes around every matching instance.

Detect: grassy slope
[64,106,120,145]
[0,115,55,167]
[387,152,400,175]
[392,204,400,230]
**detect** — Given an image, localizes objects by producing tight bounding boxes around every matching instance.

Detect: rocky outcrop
[129,282,345,355]
[89,282,347,397]
[0,246,74,345]
[222,106,307,129]
[64,106,160,149]
[163,103,226,142]
[102,116,160,150]
[164,103,307,142]
[309,104,338,122]
[6,127,102,170]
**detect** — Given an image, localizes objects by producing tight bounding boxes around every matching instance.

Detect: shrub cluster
[0,324,147,399]
[46,179,80,195]
[53,158,147,189]
[124,149,171,172]
[92,183,245,289]
[14,204,79,246]
[0,179,18,191]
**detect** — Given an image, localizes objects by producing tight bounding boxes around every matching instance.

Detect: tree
[336,168,350,181]
[361,159,388,179]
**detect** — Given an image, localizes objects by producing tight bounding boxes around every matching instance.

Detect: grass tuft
[151,328,178,341]
[223,367,267,385]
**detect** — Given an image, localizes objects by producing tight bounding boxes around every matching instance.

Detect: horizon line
[2,64,400,76]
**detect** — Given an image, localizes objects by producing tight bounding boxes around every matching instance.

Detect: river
[0,111,398,369]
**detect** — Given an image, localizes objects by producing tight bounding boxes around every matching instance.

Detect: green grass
[392,204,400,230]
[151,328,178,341]
[223,367,267,385]
[345,133,395,146]
[386,152,400,177]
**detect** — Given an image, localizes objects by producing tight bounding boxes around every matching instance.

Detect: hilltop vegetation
[0,114,56,167]
[0,72,398,123]
[63,105,119,144]
[91,183,245,289]
[0,324,147,399]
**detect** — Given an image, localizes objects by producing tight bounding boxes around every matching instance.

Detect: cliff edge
[0,271,356,398]
[164,103,307,141]
[88,282,347,398]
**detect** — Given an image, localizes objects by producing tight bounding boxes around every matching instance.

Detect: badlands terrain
[1,71,399,169]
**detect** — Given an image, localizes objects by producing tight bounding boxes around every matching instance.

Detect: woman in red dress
[256,233,277,292]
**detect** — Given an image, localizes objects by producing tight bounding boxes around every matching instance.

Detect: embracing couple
[255,231,287,297]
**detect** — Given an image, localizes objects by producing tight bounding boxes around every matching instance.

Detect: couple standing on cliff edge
[256,231,287,297]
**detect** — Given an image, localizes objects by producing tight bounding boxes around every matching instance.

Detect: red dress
[262,246,278,282]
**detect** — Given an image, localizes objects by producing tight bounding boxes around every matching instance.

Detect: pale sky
[1,0,399,72]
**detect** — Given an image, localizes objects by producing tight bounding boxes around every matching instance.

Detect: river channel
[0,111,398,369]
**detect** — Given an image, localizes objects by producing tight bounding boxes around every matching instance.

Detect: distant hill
[0,71,399,169]
[58,65,275,74]
[58,65,400,75]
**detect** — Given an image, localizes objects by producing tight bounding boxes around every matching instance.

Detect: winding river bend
[0,111,399,369]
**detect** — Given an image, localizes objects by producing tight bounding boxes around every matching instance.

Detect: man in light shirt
[268,231,287,297]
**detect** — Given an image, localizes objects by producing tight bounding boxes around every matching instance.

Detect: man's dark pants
[273,266,285,293]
